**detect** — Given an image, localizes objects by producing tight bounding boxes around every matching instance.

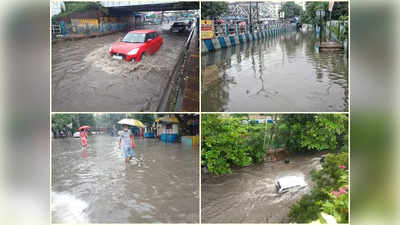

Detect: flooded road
[52,25,188,112]
[201,153,323,223]
[52,136,199,223]
[201,31,348,112]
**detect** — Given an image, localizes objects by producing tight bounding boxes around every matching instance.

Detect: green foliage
[301,2,348,25]
[279,2,303,18]
[288,152,349,223]
[277,114,348,152]
[78,114,95,128]
[202,114,348,176]
[246,125,269,163]
[329,15,348,42]
[202,115,253,175]
[301,2,329,25]
[53,2,107,20]
[288,190,322,223]
[321,175,349,223]
[52,114,76,130]
[201,2,228,19]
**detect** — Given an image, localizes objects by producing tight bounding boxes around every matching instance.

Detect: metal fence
[213,22,292,37]
[51,24,62,36]
[326,20,348,42]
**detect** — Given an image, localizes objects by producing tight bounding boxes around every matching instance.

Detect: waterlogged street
[201,153,323,223]
[52,24,188,112]
[201,31,348,112]
[52,136,199,223]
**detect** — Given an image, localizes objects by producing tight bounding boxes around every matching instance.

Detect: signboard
[328,0,335,12]
[201,20,214,39]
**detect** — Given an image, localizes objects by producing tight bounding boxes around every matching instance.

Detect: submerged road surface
[202,154,323,223]
[52,25,188,112]
[201,31,348,112]
[52,136,199,223]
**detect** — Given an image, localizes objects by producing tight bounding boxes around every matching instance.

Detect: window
[121,33,146,43]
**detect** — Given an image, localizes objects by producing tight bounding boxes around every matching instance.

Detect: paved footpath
[181,30,199,112]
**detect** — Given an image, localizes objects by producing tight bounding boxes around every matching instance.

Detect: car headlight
[109,46,112,52]
[127,48,139,55]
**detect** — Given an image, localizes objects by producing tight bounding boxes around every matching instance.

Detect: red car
[109,29,163,62]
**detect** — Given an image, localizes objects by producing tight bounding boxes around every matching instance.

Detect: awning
[155,116,179,124]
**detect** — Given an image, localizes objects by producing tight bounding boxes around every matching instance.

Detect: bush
[202,114,348,176]
[288,152,349,223]
[201,115,270,175]
[246,125,269,163]
[202,115,252,175]
[278,114,348,152]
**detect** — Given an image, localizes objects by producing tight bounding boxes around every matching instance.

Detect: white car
[275,176,307,193]
[73,132,80,138]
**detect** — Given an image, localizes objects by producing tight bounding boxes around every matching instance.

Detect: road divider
[201,24,296,53]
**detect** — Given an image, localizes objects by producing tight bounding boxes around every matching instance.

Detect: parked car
[109,29,163,62]
[73,132,80,138]
[275,176,307,193]
[170,21,188,33]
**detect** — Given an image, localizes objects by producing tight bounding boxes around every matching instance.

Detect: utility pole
[256,2,259,25]
[249,1,252,33]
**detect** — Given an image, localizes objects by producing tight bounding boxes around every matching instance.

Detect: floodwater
[201,31,348,112]
[52,136,199,223]
[52,24,188,112]
[201,153,324,223]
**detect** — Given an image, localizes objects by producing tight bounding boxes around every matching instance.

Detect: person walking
[119,124,135,163]
[80,129,88,150]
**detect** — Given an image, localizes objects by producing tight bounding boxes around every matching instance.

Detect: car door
[144,33,153,54]
[154,32,162,50]
[152,32,159,53]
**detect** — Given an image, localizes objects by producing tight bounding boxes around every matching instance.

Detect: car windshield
[121,33,146,43]
[173,22,186,26]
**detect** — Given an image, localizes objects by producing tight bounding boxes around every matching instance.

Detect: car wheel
[140,52,146,61]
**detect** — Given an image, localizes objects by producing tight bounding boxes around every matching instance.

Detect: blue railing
[213,23,292,37]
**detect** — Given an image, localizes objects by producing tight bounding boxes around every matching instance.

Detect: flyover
[106,2,199,16]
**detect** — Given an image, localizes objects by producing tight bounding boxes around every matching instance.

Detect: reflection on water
[201,153,325,223]
[201,31,348,112]
[52,136,199,223]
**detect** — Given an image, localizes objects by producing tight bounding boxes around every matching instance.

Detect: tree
[301,1,348,25]
[63,1,102,13]
[53,1,108,20]
[78,114,95,128]
[331,2,348,20]
[277,114,348,152]
[52,114,75,130]
[201,2,228,19]
[279,2,303,18]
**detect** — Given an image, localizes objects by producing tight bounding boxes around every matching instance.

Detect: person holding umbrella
[119,124,135,163]
[117,119,144,163]
[78,126,90,150]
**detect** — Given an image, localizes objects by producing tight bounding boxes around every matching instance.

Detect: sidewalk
[180,30,199,112]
